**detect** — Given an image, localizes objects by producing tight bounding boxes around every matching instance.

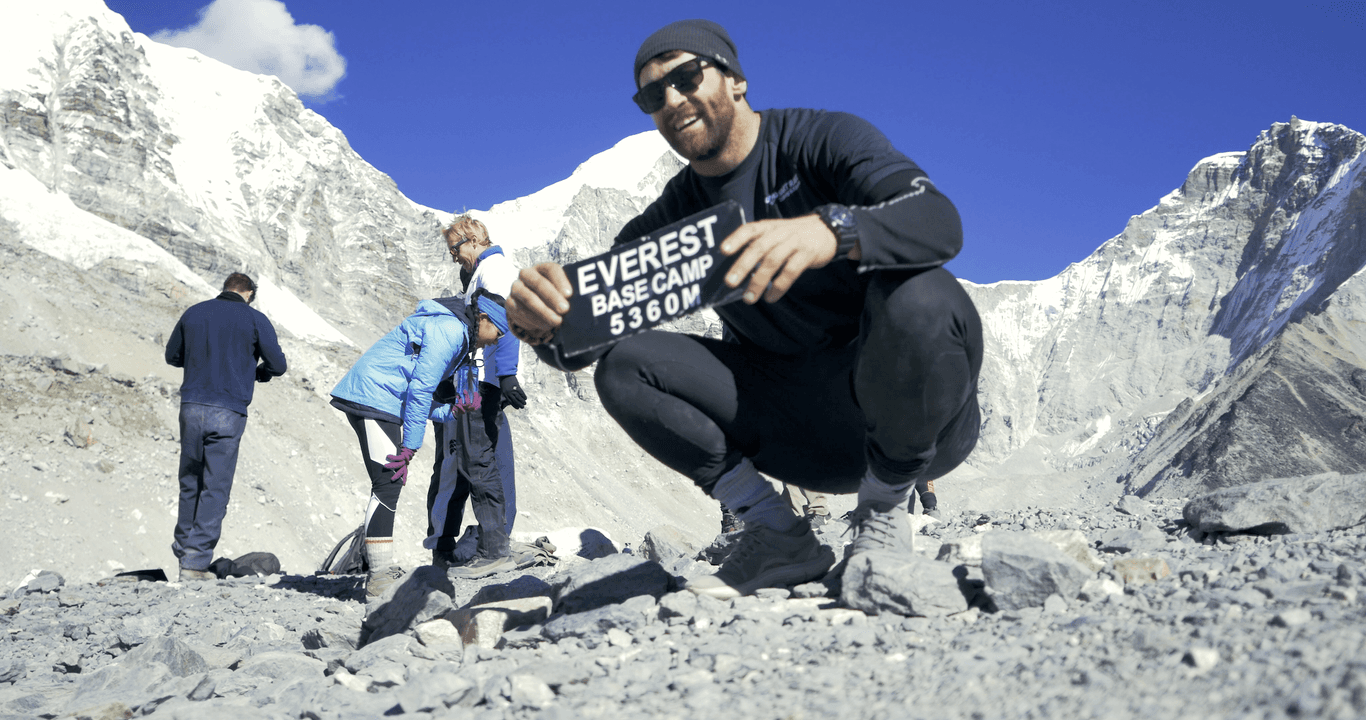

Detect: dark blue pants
[172,403,248,571]
[426,383,514,556]
[593,267,983,494]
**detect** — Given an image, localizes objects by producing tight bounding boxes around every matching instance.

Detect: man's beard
[664,96,736,164]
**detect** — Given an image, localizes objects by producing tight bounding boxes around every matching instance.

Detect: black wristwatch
[816,203,859,259]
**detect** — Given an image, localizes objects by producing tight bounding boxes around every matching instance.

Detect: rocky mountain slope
[960,119,1366,504]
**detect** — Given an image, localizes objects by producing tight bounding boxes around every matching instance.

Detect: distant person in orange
[165,273,287,582]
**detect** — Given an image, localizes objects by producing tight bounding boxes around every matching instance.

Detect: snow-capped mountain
[3,1,1364,585]
[961,119,1366,500]
[0,0,719,585]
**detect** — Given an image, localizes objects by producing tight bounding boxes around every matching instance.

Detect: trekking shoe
[844,501,915,558]
[365,565,405,599]
[924,506,943,521]
[432,549,465,571]
[686,522,834,600]
[720,507,742,535]
[447,553,516,580]
[178,567,215,582]
[805,511,830,529]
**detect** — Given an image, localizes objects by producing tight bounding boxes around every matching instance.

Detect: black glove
[499,375,527,410]
[255,365,273,383]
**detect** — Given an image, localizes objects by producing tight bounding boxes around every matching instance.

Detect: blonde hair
[442,214,491,247]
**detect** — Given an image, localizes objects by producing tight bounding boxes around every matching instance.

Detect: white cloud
[152,0,346,98]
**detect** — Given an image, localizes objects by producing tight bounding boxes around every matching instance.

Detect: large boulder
[840,551,969,617]
[1183,471,1366,535]
[981,531,1093,611]
[550,554,672,614]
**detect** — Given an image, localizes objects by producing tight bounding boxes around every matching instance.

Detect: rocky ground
[2,485,1364,719]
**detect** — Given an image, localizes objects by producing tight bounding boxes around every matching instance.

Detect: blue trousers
[172,403,248,570]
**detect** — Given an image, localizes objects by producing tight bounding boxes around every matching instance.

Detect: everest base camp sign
[554,201,746,356]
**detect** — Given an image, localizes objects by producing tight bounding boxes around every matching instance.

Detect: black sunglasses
[632,58,716,114]
[449,237,474,256]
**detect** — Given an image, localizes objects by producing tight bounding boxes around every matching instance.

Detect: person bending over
[330,291,507,598]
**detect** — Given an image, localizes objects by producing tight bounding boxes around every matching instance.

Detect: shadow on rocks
[360,567,456,648]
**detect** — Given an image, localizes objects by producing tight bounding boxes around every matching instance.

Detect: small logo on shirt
[764,176,801,206]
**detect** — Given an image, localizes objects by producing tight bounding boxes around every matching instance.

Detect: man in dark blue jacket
[165,273,287,581]
[508,20,982,603]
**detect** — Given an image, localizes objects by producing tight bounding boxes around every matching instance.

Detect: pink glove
[383,447,417,485]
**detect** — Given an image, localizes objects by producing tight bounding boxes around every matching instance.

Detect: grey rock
[300,623,359,651]
[122,637,207,678]
[1183,472,1366,535]
[840,551,969,617]
[0,660,25,684]
[510,658,596,689]
[1097,527,1168,554]
[359,566,455,646]
[508,673,555,708]
[463,575,553,609]
[657,590,698,619]
[550,553,671,614]
[1116,496,1151,516]
[233,650,325,681]
[63,661,174,715]
[344,634,434,675]
[1272,608,1314,627]
[387,668,479,712]
[542,605,645,643]
[23,572,63,594]
[981,531,1093,610]
[639,525,699,563]
[186,674,216,702]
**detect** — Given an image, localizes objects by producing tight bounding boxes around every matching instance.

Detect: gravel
[3,496,1365,719]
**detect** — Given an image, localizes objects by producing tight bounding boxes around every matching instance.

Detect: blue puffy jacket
[331,299,473,450]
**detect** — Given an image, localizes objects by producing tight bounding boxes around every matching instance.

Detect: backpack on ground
[318,524,369,575]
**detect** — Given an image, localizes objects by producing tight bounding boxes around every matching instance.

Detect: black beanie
[633,19,745,88]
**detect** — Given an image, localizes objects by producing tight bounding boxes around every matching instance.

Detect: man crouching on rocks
[330,291,509,598]
[507,19,983,600]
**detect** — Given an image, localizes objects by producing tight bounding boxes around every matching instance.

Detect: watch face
[827,206,854,228]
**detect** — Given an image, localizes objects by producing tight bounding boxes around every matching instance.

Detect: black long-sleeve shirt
[538,108,962,369]
[166,292,287,415]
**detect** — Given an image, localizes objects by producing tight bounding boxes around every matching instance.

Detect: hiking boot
[805,511,830,529]
[178,567,215,582]
[720,506,742,535]
[432,549,466,571]
[686,522,834,600]
[845,501,914,558]
[924,506,943,521]
[447,553,516,580]
[366,565,405,599]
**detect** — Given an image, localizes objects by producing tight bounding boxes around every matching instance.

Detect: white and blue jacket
[461,246,521,382]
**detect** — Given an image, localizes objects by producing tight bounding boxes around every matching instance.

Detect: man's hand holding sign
[506,201,852,355]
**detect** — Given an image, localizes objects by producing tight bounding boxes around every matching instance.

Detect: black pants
[342,412,404,538]
[425,383,510,556]
[593,267,983,494]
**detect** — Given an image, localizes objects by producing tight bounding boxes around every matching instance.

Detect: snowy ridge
[470,132,677,250]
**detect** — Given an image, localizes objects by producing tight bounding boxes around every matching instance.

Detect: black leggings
[593,267,983,494]
[343,412,404,537]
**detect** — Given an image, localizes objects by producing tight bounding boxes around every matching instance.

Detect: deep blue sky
[105,0,1366,284]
